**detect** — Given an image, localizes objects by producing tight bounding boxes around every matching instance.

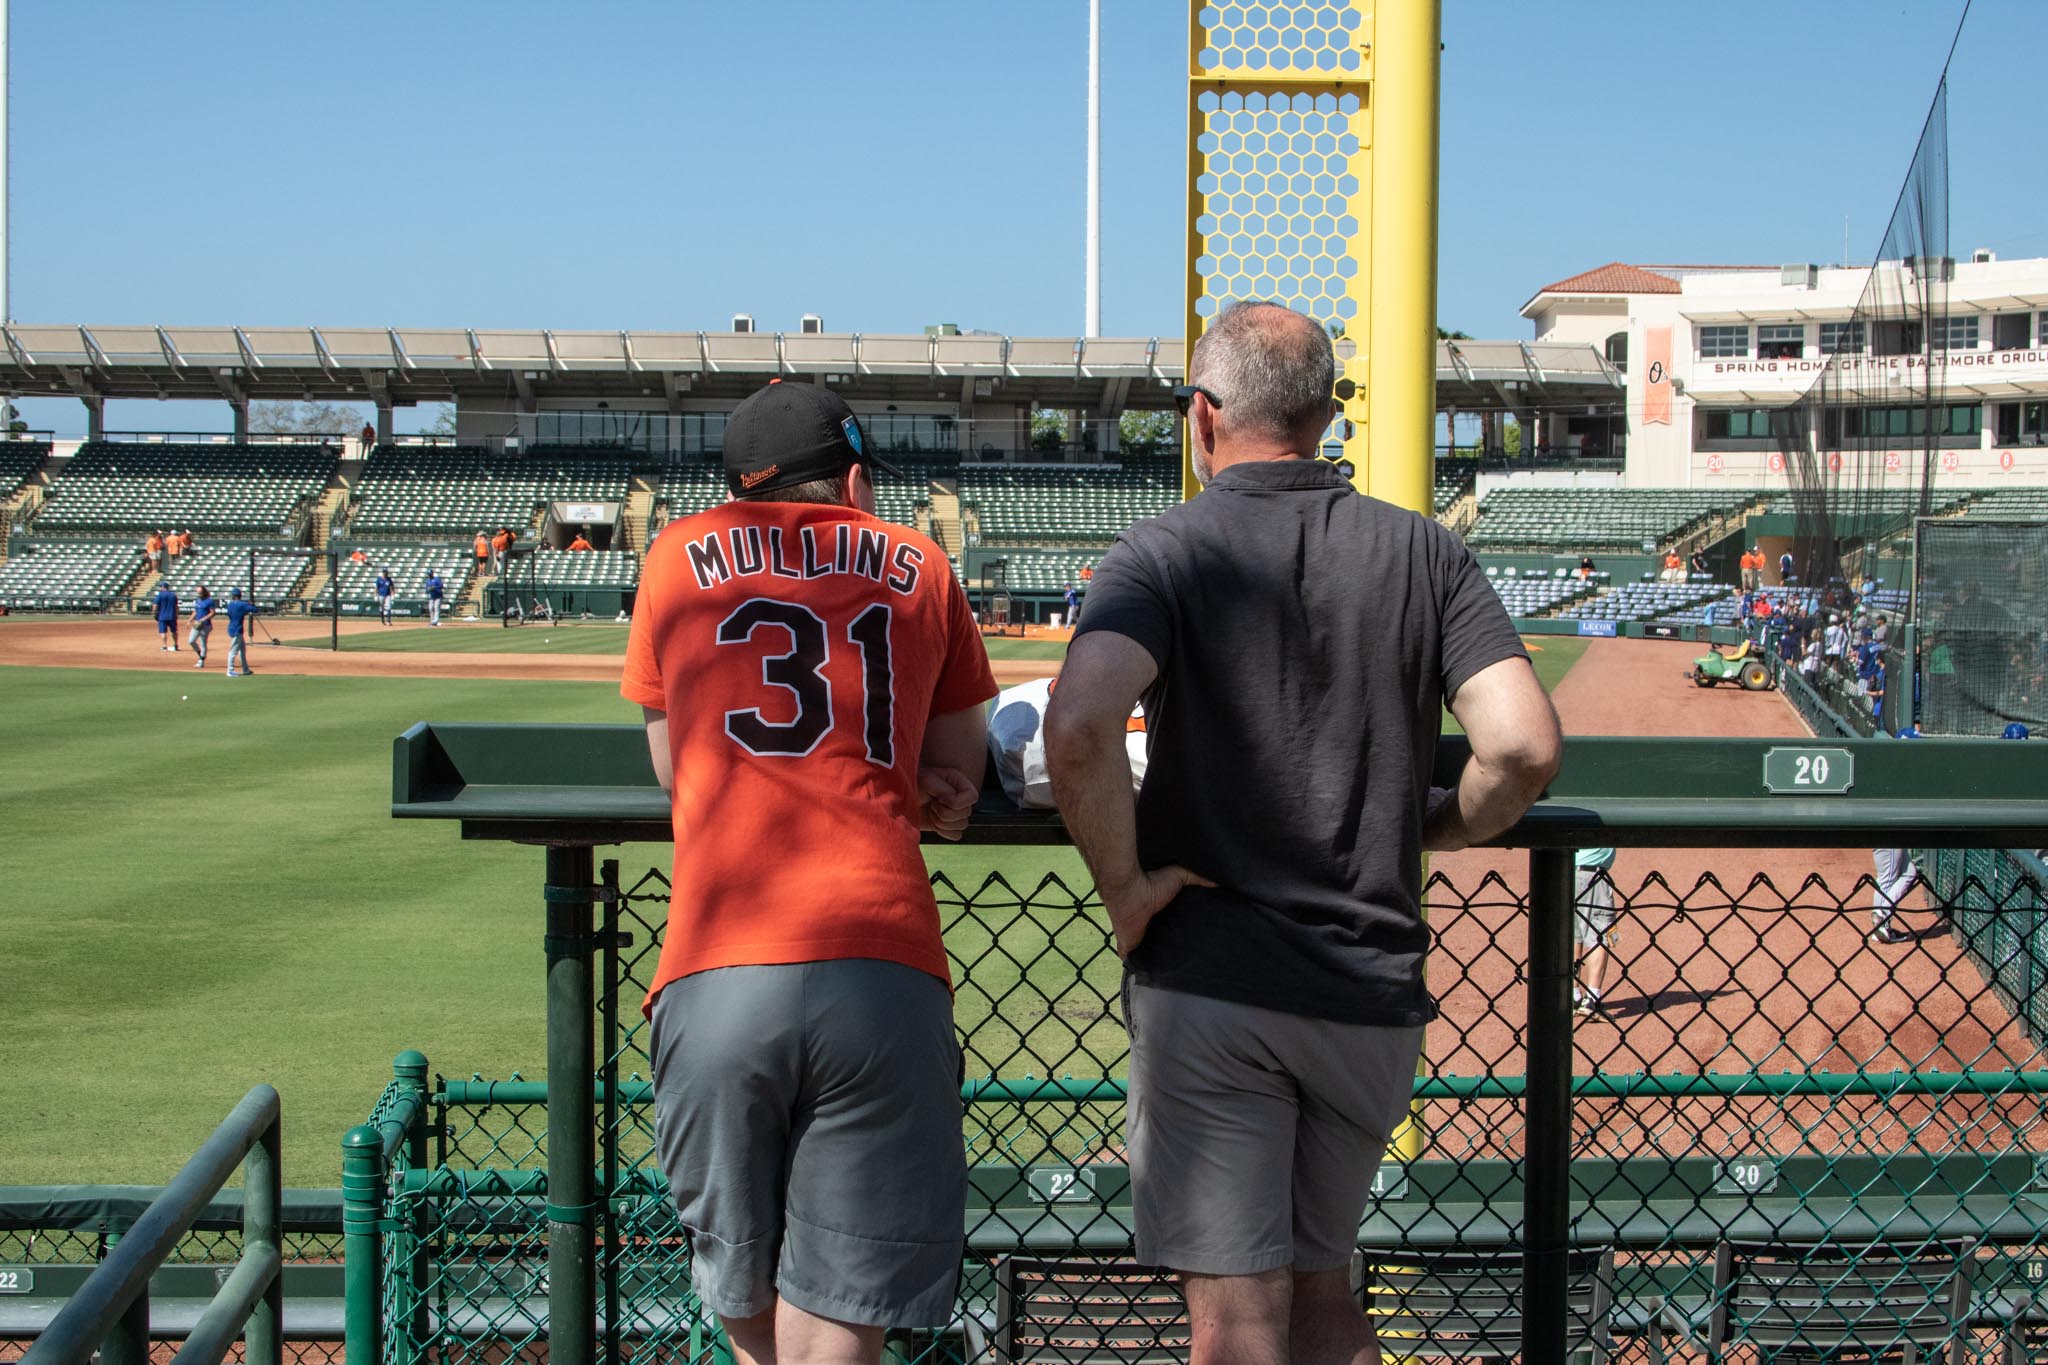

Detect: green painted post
[1524,848,1574,1362]
[545,845,598,1365]
[98,1230,148,1365]
[393,1050,431,1365]
[243,1108,284,1365]
[342,1124,386,1365]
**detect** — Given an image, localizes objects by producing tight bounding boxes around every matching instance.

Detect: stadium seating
[0,439,50,504]
[653,458,944,535]
[1434,463,1476,514]
[653,464,729,523]
[330,546,474,614]
[979,549,1102,594]
[349,448,628,537]
[961,459,1177,545]
[1560,582,1730,624]
[1466,489,1758,551]
[35,443,334,534]
[521,549,638,590]
[159,544,311,609]
[1485,569,1597,618]
[0,541,140,610]
[1962,489,2048,517]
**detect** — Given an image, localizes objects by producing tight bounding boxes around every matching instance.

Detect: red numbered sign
[2001,449,2016,471]
[1828,452,1843,473]
[1941,451,1962,473]
[1884,452,1902,473]
[1705,453,1725,475]
[1768,452,1785,473]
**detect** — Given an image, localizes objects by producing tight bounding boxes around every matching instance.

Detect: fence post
[545,845,598,1365]
[243,1105,284,1365]
[342,1124,387,1365]
[393,1049,432,1363]
[1524,848,1574,1360]
[98,1227,148,1365]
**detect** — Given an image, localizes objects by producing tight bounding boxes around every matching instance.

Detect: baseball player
[187,584,216,668]
[423,569,445,626]
[623,380,995,1365]
[223,588,256,677]
[375,567,395,626]
[153,580,180,652]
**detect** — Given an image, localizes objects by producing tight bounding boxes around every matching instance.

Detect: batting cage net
[339,852,2048,1365]
[1774,75,1953,602]
[1915,518,2048,737]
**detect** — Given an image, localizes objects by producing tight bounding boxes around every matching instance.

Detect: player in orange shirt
[623,382,995,1365]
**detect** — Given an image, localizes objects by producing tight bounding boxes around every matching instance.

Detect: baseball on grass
[181,695,188,701]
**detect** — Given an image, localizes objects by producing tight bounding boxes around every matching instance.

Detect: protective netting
[1915,518,2048,736]
[348,853,2048,1363]
[1776,76,1952,607]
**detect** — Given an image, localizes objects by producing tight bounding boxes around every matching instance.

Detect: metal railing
[366,725,2048,1363]
[22,1086,283,1365]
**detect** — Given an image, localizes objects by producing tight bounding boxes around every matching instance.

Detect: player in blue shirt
[423,569,445,627]
[375,568,395,626]
[224,588,257,677]
[187,585,217,668]
[154,581,180,652]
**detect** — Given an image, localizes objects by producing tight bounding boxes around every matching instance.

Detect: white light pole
[1,0,11,324]
[1084,0,1101,338]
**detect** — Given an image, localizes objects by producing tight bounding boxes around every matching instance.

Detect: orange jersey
[622,500,996,1009]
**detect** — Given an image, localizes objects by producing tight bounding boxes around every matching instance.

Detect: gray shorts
[648,960,966,1327]
[1573,869,1617,948]
[1124,979,1423,1276]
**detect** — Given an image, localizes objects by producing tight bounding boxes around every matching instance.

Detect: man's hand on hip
[1102,865,1215,958]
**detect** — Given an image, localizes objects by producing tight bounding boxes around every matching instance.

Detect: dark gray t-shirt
[1074,458,1527,1025]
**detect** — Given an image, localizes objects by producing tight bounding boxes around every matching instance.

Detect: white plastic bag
[986,677,1146,810]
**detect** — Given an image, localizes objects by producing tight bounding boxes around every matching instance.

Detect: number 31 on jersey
[717,598,896,765]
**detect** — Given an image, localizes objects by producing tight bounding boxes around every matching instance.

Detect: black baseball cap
[723,380,899,498]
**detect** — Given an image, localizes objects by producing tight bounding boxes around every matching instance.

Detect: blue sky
[7,0,2031,431]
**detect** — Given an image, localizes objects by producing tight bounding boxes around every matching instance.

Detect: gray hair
[1189,301,1335,445]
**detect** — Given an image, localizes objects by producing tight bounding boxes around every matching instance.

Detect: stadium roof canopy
[0,325,1619,415]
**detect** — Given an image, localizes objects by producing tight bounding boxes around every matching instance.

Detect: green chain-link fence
[343,849,2048,1363]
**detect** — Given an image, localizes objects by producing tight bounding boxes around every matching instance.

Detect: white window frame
[1697,325,1749,359]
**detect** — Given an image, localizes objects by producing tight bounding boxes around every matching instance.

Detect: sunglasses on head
[1170,384,1222,416]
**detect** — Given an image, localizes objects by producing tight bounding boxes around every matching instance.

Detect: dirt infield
[0,617,1062,688]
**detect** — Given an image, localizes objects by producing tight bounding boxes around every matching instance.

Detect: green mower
[1690,639,1775,691]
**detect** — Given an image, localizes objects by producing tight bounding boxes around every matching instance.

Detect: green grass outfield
[0,636,1582,1186]
[292,624,1072,661]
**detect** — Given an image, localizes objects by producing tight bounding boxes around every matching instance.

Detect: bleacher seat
[523,549,638,590]
[330,546,475,614]
[0,541,139,610]
[1434,463,1475,514]
[961,458,1177,546]
[159,544,311,609]
[1561,582,1731,625]
[36,443,333,534]
[0,440,51,504]
[976,549,1103,594]
[349,448,627,537]
[1466,489,1758,552]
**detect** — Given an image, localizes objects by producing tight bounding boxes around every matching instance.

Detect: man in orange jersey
[622,381,996,1365]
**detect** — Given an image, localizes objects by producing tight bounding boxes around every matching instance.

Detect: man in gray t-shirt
[1047,301,1562,1365]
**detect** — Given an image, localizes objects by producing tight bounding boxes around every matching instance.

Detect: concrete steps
[621,476,657,553]
[928,482,962,557]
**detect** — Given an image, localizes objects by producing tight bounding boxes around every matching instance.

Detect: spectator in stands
[492,527,516,574]
[1044,300,1561,1365]
[423,568,445,627]
[375,567,395,626]
[1660,550,1683,583]
[1873,614,1891,647]
[1801,633,1822,685]
[1688,550,1709,579]
[167,530,184,566]
[1572,846,1619,1017]
[1752,594,1775,623]
[473,531,490,574]
[1824,614,1849,673]
[568,529,594,552]
[224,588,255,676]
[348,548,369,566]
[1779,549,1796,585]
[359,422,376,452]
[145,531,165,573]
[188,585,215,669]
[153,579,179,652]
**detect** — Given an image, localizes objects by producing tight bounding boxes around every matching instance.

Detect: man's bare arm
[917,704,989,840]
[1426,656,1563,852]
[1044,633,1212,955]
[641,706,674,797]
